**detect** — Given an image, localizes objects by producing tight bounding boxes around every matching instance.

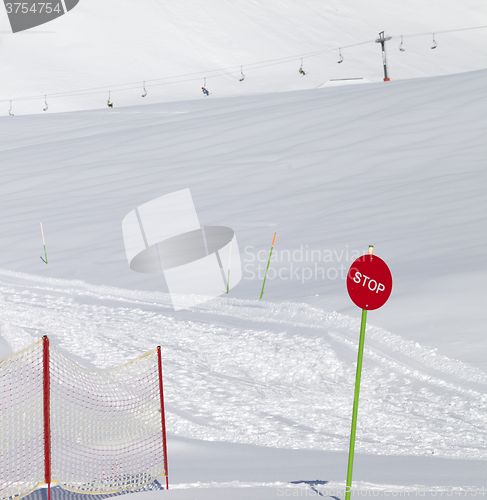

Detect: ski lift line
[1,25,485,106]
[1,73,234,103]
[54,24,486,90]
[138,38,375,83]
[135,25,487,82]
[0,34,466,105]
[4,25,487,104]
[40,24,485,91]
[1,40,377,104]
[0,67,247,102]
[392,25,487,40]
[2,25,476,104]
[0,65,258,103]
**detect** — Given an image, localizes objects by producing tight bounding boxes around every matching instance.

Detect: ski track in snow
[0,269,486,460]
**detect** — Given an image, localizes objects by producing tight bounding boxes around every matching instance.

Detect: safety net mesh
[0,340,45,500]
[0,339,167,500]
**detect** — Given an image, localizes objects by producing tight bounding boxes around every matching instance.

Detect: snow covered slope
[1,1,486,494]
[0,0,486,113]
[1,69,486,368]
[1,66,486,484]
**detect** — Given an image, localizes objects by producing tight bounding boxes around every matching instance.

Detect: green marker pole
[259,233,276,300]
[226,240,232,294]
[345,307,367,500]
[40,222,48,264]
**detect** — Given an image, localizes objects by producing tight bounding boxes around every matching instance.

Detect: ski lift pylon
[431,33,437,49]
[142,81,147,97]
[337,48,343,64]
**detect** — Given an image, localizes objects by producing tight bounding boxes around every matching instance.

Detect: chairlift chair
[43,95,48,112]
[299,58,306,75]
[431,34,437,49]
[399,36,405,52]
[8,100,14,116]
[142,81,147,97]
[202,78,210,95]
[107,91,113,108]
[337,48,344,64]
[239,66,245,82]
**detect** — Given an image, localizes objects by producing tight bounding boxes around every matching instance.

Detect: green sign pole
[345,308,367,500]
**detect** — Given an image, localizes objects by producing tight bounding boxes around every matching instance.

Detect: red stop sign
[347,254,392,310]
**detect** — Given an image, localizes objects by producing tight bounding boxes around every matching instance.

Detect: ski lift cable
[1,25,485,105]
[105,24,486,82]
[0,39,377,103]
[3,73,231,103]
[0,27,464,104]
[392,24,487,40]
[17,65,246,100]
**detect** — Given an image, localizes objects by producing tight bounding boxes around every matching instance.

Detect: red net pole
[157,346,169,490]
[42,336,51,500]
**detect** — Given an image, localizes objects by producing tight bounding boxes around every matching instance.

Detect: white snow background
[0,0,486,498]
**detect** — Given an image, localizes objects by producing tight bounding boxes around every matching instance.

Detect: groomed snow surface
[1,1,487,498]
